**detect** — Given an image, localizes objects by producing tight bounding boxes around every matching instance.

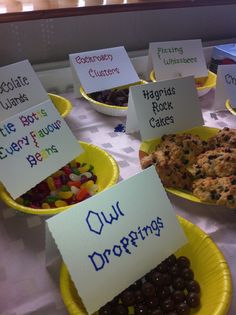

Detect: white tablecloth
[0,89,235,315]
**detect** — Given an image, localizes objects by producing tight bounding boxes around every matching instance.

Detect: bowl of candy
[149,70,216,97]
[49,93,73,118]
[60,215,232,315]
[225,99,236,115]
[80,81,146,117]
[0,142,119,216]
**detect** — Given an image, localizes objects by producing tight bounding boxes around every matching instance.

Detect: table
[0,89,235,315]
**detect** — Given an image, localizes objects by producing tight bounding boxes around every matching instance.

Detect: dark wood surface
[0,0,236,23]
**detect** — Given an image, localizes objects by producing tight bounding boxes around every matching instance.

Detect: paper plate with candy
[49,93,73,118]
[80,81,147,117]
[0,142,119,215]
[59,215,232,315]
[149,70,216,97]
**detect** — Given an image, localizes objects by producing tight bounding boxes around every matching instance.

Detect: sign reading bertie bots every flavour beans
[69,46,140,96]
[0,61,83,199]
[46,166,187,315]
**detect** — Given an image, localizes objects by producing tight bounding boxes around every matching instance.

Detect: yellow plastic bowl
[149,70,216,97]
[49,93,73,118]
[225,99,236,115]
[139,126,220,205]
[60,215,232,315]
[80,81,146,117]
[0,142,119,216]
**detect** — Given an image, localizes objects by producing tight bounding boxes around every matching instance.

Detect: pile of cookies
[140,127,236,208]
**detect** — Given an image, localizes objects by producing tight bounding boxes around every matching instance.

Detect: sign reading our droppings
[214,64,236,110]
[0,100,83,199]
[148,39,208,81]
[46,166,187,315]
[0,60,49,122]
[126,76,204,140]
[69,46,140,96]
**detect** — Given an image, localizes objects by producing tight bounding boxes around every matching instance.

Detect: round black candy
[151,271,165,288]
[181,268,194,281]
[186,292,200,308]
[134,289,145,304]
[172,290,186,304]
[162,273,172,286]
[165,254,177,267]
[134,303,149,315]
[161,299,175,312]
[158,286,171,300]
[99,303,113,315]
[156,261,168,273]
[175,302,191,315]
[169,264,181,278]
[142,282,156,298]
[173,277,186,291]
[150,309,164,315]
[146,296,160,309]
[114,304,128,315]
[176,256,190,269]
[121,290,135,306]
[185,280,200,293]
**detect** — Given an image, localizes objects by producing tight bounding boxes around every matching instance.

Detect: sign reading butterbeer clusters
[69,46,140,96]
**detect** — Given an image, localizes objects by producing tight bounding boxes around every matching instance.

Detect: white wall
[1,4,236,67]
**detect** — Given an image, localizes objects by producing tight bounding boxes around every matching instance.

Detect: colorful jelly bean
[19,162,97,209]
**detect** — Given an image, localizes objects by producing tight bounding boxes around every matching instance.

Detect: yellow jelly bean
[79,165,90,173]
[55,200,68,207]
[81,180,94,190]
[42,202,51,209]
[47,177,56,191]
[16,197,24,205]
[52,170,64,177]
[58,191,73,199]
[70,159,77,168]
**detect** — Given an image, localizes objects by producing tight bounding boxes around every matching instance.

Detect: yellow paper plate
[0,142,119,216]
[149,70,216,97]
[139,126,220,204]
[225,99,236,115]
[60,215,232,315]
[49,93,73,118]
[80,81,146,117]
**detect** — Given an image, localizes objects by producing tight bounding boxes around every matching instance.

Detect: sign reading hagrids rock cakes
[46,166,187,314]
[69,46,140,96]
[126,76,204,140]
[0,60,49,122]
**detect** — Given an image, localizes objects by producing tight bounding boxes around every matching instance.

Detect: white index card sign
[126,76,204,140]
[69,46,140,95]
[47,166,187,314]
[148,39,208,81]
[0,100,83,199]
[0,60,49,122]
[214,64,236,110]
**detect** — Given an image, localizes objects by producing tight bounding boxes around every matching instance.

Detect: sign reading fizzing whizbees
[149,39,208,81]
[47,167,187,315]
